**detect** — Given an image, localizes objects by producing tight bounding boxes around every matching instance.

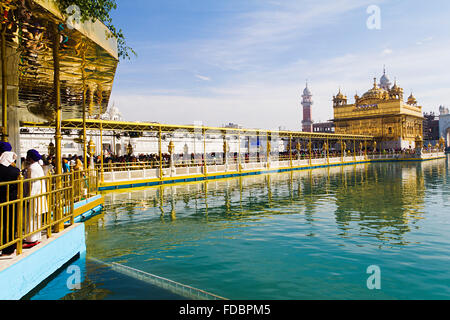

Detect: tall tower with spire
[301,82,313,132]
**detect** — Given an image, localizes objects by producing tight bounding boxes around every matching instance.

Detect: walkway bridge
[21,119,446,191]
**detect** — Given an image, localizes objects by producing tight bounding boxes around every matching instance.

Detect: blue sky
[109,0,450,129]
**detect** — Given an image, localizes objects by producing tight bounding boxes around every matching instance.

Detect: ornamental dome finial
[303,82,312,96]
[407,92,417,106]
[379,66,392,90]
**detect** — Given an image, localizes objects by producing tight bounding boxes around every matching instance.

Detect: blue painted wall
[0,224,86,300]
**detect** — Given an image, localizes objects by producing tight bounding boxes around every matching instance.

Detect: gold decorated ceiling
[1,0,118,121]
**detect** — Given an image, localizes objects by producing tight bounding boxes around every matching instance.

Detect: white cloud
[111,1,449,130]
[416,36,433,46]
[382,48,393,56]
[112,37,450,130]
[195,74,211,81]
[188,0,378,72]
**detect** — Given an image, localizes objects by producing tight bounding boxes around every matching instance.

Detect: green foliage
[55,0,136,60]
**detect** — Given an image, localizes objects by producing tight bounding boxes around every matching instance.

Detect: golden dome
[389,80,404,100]
[335,89,346,99]
[361,78,385,100]
[407,93,417,105]
[333,88,347,106]
[391,81,398,90]
[390,80,403,92]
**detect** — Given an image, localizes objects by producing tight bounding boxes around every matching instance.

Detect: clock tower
[302,82,313,132]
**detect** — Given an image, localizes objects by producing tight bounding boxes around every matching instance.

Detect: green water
[78,157,450,300]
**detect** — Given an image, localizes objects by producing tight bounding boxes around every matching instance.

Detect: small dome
[333,89,347,106]
[380,74,390,87]
[379,67,392,90]
[407,93,417,105]
[303,83,312,96]
[391,81,399,90]
[336,89,346,99]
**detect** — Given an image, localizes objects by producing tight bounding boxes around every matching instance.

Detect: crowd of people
[61,148,391,170]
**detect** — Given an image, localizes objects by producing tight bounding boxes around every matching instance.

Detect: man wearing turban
[0,142,12,155]
[23,149,47,246]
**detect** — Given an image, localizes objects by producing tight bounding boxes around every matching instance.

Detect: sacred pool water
[30,157,449,300]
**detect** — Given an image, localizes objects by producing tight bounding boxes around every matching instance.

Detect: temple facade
[332,70,424,150]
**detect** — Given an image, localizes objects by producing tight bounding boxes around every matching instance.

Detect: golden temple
[332,70,424,150]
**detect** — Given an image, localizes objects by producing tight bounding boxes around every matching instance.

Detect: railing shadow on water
[88,257,227,300]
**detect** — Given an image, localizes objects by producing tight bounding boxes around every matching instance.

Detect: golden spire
[336,88,346,99]
[407,92,417,105]
[333,87,347,106]
[392,78,398,89]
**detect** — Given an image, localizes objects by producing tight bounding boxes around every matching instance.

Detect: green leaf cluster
[55,0,136,60]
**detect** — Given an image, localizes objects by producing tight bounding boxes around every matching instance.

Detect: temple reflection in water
[85,159,447,260]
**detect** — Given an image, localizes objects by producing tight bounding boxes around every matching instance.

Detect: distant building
[439,106,450,149]
[100,103,123,121]
[423,112,440,144]
[313,122,335,133]
[224,123,242,129]
[301,83,313,132]
[19,105,127,158]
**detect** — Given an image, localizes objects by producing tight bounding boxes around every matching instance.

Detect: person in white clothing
[23,149,47,245]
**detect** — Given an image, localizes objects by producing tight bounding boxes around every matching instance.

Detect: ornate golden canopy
[1,0,118,121]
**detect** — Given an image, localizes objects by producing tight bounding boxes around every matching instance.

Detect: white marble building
[19,105,287,159]
[439,106,450,148]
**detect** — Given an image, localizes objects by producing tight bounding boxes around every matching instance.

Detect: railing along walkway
[100,151,446,184]
[0,170,98,256]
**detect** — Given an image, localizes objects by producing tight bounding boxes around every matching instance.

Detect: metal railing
[0,169,98,256]
[95,149,445,184]
[95,152,354,173]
